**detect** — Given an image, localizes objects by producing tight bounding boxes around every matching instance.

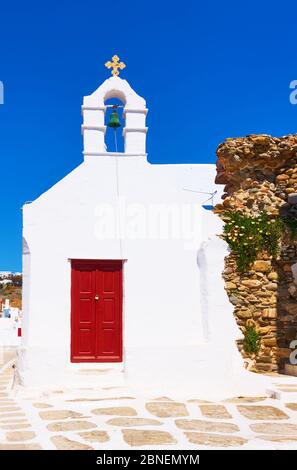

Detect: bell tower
[81,55,148,157]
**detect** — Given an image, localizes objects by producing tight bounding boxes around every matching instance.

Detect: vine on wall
[222,211,284,271]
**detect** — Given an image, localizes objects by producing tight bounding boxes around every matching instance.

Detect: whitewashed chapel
[18,57,265,398]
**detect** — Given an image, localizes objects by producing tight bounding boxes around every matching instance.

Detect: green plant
[243,325,261,355]
[222,211,283,271]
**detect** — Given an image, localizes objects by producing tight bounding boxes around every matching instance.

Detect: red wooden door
[71,260,123,362]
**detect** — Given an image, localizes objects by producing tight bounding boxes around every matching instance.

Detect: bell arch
[104,89,127,105]
[104,97,125,153]
[82,76,148,156]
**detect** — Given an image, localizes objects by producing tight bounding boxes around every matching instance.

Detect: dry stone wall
[214,134,297,372]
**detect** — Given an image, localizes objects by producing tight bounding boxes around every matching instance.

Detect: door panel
[71,260,122,362]
[79,328,93,354]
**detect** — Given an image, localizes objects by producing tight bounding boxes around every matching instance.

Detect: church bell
[107,107,121,128]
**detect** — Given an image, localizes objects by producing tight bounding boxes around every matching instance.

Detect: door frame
[70,259,123,363]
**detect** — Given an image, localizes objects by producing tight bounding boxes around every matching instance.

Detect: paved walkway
[1,348,297,450]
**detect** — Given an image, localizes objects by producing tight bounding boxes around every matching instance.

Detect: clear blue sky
[0,0,296,271]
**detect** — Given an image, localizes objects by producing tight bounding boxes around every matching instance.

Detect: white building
[0,272,12,279]
[0,279,12,285]
[17,58,268,398]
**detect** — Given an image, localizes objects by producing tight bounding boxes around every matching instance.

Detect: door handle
[95,295,99,301]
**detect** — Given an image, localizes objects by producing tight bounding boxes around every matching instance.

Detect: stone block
[262,308,277,319]
[241,280,261,288]
[252,261,271,273]
[288,193,297,204]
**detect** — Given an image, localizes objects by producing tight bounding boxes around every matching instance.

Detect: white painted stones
[145,402,188,418]
[237,405,289,420]
[92,407,137,416]
[184,432,247,447]
[199,405,232,419]
[39,410,83,420]
[47,420,97,432]
[122,429,177,447]
[51,436,93,450]
[175,419,239,433]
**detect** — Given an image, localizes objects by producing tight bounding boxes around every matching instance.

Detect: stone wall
[214,134,297,372]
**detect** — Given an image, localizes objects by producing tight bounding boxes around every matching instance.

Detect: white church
[17,56,268,398]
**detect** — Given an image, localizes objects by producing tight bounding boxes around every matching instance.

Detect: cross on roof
[105,55,126,77]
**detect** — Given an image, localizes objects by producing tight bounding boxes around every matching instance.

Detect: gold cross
[105,55,126,77]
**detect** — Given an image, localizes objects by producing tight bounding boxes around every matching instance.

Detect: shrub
[222,211,283,271]
[243,325,261,355]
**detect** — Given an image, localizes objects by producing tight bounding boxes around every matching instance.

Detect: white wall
[0,318,20,347]
[17,75,272,397]
[19,155,226,386]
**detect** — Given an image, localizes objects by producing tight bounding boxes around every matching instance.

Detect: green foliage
[282,215,297,238]
[222,211,283,271]
[243,325,261,355]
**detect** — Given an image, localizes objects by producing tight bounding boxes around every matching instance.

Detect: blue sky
[0,0,296,270]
